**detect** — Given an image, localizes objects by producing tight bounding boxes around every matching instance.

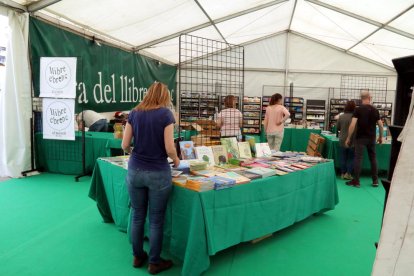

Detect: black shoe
[372,181,379,187]
[133,252,148,268]
[148,259,173,274]
[346,180,360,188]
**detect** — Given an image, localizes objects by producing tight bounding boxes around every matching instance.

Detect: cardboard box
[191,135,211,146]
[180,122,202,131]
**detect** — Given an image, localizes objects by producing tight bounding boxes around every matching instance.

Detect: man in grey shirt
[337,101,356,180]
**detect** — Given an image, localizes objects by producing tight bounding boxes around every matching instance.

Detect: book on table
[217,171,251,184]
[211,145,228,165]
[191,169,219,177]
[245,167,277,178]
[194,146,215,167]
[179,141,196,160]
[215,163,247,171]
[208,175,236,190]
[255,143,272,157]
[238,141,252,158]
[236,170,262,180]
[220,137,240,159]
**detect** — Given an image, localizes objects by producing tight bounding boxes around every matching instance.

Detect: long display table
[321,134,391,172]
[260,128,322,152]
[35,131,184,175]
[89,159,338,275]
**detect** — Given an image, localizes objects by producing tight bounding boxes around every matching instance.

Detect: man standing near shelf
[264,93,290,151]
[345,90,384,188]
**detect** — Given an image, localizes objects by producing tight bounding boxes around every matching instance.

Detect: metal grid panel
[179,34,244,147]
[340,75,388,102]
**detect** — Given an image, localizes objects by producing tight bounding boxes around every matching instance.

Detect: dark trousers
[339,146,354,174]
[354,138,378,183]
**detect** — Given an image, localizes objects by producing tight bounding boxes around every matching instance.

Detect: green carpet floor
[0,173,384,276]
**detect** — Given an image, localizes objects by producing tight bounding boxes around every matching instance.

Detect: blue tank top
[128,107,175,171]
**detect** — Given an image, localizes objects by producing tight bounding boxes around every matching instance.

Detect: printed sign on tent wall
[40,57,77,98]
[42,98,75,140]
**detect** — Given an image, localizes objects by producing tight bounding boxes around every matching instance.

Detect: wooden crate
[306,133,325,157]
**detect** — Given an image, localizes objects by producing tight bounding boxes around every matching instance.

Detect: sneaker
[148,259,173,275]
[341,173,346,179]
[372,181,379,187]
[344,173,353,180]
[133,252,148,268]
[346,180,360,188]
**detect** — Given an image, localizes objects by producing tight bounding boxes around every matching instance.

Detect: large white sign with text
[42,98,75,140]
[40,57,77,98]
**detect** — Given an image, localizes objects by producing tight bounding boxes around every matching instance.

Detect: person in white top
[78,110,108,132]
[216,95,243,140]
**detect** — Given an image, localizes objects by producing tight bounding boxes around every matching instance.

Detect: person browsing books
[345,90,384,188]
[122,82,179,274]
[216,95,243,140]
[337,100,356,180]
[78,110,108,132]
[263,93,290,151]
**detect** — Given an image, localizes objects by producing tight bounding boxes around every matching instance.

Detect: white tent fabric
[372,93,414,276]
[3,0,412,66]
[0,8,31,177]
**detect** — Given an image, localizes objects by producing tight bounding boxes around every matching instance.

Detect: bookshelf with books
[306,99,326,129]
[328,98,346,130]
[373,102,392,122]
[180,93,219,122]
[284,97,304,123]
[328,98,361,130]
[242,96,261,134]
[261,95,271,120]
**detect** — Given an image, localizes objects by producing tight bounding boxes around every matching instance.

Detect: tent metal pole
[284,31,290,95]
[0,0,27,12]
[27,0,62,12]
[290,30,395,71]
[135,0,288,50]
[306,0,414,41]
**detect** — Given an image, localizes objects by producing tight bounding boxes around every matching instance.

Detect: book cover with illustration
[245,135,257,155]
[194,146,215,167]
[179,141,196,160]
[211,145,228,165]
[238,142,252,158]
[220,137,240,159]
[255,143,272,157]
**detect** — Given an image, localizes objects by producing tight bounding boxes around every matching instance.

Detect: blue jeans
[89,119,108,132]
[339,146,354,174]
[126,168,172,264]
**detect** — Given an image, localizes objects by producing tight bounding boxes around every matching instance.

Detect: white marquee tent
[0,1,414,274]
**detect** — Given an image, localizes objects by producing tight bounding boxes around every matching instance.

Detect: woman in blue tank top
[122,82,180,274]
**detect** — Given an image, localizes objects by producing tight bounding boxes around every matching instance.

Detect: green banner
[29,17,177,113]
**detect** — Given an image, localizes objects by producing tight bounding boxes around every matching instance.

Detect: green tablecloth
[89,159,338,275]
[35,132,119,175]
[261,128,322,152]
[321,134,391,172]
[35,130,184,175]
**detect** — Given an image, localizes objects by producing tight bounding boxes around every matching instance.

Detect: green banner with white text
[29,17,176,113]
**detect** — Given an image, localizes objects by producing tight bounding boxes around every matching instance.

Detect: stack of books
[208,176,236,190]
[245,167,277,178]
[186,177,215,192]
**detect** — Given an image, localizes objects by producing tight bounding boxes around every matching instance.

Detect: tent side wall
[243,33,397,104]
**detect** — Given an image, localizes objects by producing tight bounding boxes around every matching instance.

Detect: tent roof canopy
[3,0,414,67]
